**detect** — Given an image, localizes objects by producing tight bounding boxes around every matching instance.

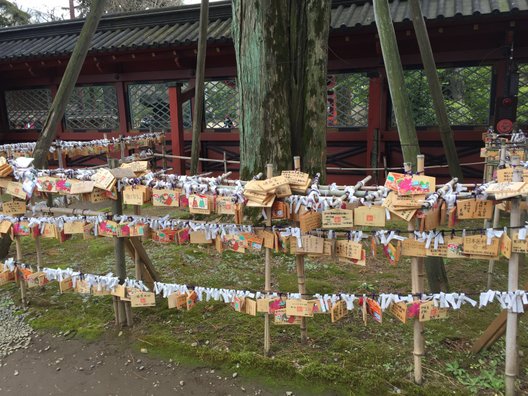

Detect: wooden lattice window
[4,88,52,130]
[517,64,528,126]
[327,73,369,128]
[392,66,492,127]
[204,79,238,129]
[128,82,192,131]
[65,85,119,131]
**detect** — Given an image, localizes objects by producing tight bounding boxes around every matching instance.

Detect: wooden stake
[134,205,142,281]
[190,0,209,175]
[35,235,43,270]
[407,159,424,385]
[505,155,522,396]
[14,236,27,307]
[161,136,168,171]
[487,142,507,288]
[120,137,126,160]
[110,158,128,327]
[264,163,273,355]
[293,156,308,344]
[487,206,501,289]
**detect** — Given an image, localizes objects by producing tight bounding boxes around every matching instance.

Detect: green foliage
[0,0,30,27]
[446,358,505,393]
[517,64,528,126]
[400,66,492,127]
[77,0,183,17]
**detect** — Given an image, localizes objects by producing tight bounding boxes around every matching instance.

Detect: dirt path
[0,332,281,396]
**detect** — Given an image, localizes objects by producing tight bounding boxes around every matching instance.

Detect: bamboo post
[112,296,120,326]
[32,0,106,169]
[293,156,308,344]
[161,135,168,171]
[223,151,228,174]
[14,236,27,307]
[486,205,501,289]
[109,158,127,327]
[35,235,43,271]
[119,136,126,160]
[373,0,420,170]
[487,142,507,288]
[407,158,424,385]
[505,155,521,396]
[263,163,273,355]
[134,205,142,281]
[57,147,68,207]
[409,0,463,180]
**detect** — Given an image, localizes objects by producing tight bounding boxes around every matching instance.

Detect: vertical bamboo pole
[505,155,521,396]
[134,205,142,281]
[32,0,106,169]
[293,156,308,344]
[263,163,273,355]
[407,157,424,385]
[161,135,168,171]
[35,236,43,271]
[373,0,420,170]
[487,142,507,288]
[57,147,68,207]
[14,236,27,307]
[57,147,64,169]
[223,152,228,174]
[409,0,462,180]
[119,136,126,160]
[109,158,127,327]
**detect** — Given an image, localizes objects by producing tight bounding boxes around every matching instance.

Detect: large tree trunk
[232,0,330,179]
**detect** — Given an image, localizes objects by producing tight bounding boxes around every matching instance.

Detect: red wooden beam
[168,83,185,174]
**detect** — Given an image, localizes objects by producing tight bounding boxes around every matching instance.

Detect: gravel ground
[0,293,286,396]
[0,294,33,359]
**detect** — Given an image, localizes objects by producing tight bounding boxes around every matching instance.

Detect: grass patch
[5,209,528,395]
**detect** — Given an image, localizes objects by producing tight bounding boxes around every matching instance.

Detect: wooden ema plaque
[322,209,353,229]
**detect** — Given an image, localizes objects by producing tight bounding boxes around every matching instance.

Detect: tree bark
[190,0,208,175]
[32,0,106,169]
[232,0,330,179]
[373,0,420,170]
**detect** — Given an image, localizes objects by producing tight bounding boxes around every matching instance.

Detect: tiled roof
[0,0,526,61]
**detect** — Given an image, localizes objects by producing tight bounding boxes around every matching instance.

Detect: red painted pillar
[168,83,185,174]
[366,73,382,181]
